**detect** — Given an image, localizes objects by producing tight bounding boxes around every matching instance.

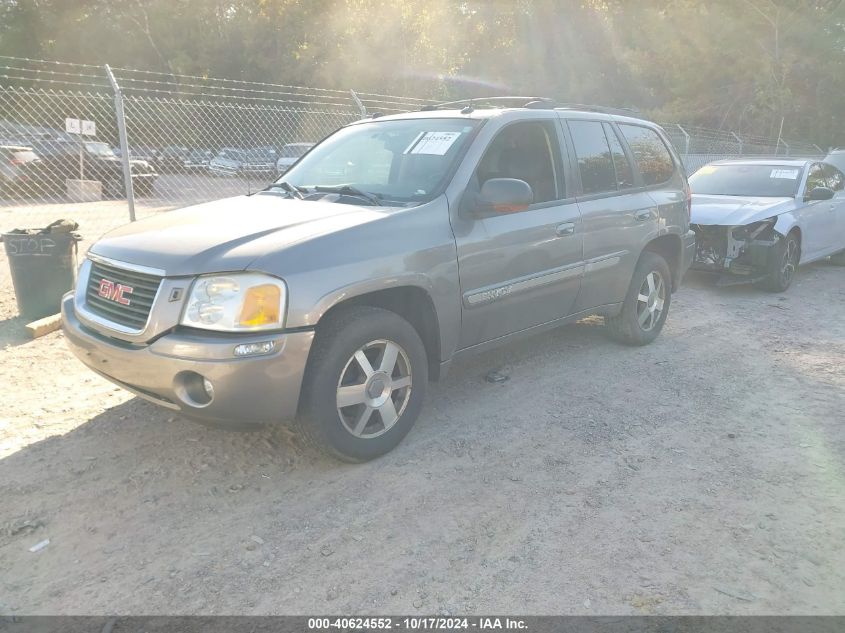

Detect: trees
[1,0,842,145]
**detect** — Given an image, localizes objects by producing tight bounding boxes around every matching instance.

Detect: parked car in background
[154,146,190,173]
[183,149,214,171]
[208,148,245,176]
[275,142,314,175]
[62,101,694,461]
[248,147,278,174]
[34,140,158,197]
[0,144,42,197]
[208,148,276,176]
[114,145,158,163]
[689,159,845,291]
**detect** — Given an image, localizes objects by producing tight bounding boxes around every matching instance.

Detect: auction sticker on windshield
[770,168,800,179]
[404,131,462,155]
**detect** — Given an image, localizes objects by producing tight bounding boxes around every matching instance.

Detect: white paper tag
[770,169,800,179]
[404,131,461,155]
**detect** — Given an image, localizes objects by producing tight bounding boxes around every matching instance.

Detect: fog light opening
[174,371,214,407]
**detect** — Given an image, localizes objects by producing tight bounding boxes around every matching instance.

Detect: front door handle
[634,209,655,222]
[556,222,576,236]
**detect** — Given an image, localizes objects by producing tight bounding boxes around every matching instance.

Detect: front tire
[759,231,800,292]
[295,306,428,462]
[605,251,672,346]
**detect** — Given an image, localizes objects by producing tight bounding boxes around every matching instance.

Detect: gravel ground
[0,261,843,615]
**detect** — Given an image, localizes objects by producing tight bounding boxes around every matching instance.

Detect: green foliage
[1,0,843,144]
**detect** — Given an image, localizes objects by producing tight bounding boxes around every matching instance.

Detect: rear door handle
[556,222,576,236]
[634,209,655,222]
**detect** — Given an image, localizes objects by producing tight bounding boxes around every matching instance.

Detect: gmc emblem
[98,279,134,305]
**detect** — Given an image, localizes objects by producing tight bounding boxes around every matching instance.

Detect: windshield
[85,142,116,158]
[689,164,802,197]
[281,118,480,203]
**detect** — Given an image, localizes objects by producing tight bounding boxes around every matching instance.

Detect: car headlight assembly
[732,217,777,241]
[180,273,287,332]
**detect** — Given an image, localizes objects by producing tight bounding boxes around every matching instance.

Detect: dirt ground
[0,262,843,615]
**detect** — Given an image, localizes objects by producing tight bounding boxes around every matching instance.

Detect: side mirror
[808,186,835,201]
[476,178,534,215]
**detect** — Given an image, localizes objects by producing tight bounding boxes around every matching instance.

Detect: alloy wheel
[335,339,413,439]
[780,238,799,287]
[636,271,666,332]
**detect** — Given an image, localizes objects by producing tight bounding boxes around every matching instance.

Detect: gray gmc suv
[62,99,695,461]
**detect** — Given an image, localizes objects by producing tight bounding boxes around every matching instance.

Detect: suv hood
[89,193,390,276]
[691,194,796,226]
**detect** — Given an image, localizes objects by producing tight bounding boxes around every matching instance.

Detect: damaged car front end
[691,217,783,285]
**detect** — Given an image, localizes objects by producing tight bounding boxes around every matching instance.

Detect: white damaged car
[689,159,845,291]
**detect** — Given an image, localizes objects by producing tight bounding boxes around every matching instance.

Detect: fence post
[731,132,743,157]
[676,124,690,164]
[104,64,136,222]
[350,90,368,117]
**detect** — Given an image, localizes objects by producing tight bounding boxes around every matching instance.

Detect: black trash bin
[2,219,81,320]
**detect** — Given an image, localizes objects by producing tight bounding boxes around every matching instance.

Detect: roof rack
[420,96,552,112]
[419,96,639,117]
[554,102,640,116]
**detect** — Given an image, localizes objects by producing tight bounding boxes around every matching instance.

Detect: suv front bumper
[62,293,314,426]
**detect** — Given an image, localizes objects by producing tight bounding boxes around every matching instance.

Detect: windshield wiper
[265,181,306,199]
[313,184,383,206]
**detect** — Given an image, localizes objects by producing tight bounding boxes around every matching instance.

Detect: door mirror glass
[808,186,834,201]
[476,178,534,214]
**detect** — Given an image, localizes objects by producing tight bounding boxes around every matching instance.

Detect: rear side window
[603,123,634,189]
[619,124,675,186]
[568,120,616,195]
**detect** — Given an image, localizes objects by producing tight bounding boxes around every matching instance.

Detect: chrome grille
[85,259,162,331]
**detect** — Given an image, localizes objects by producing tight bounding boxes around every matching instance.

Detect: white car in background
[689,158,845,291]
[208,148,276,177]
[275,142,313,175]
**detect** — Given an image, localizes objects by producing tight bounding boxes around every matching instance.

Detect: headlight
[732,217,776,240]
[180,273,287,332]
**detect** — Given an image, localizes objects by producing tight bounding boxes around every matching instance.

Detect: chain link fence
[660,123,825,174]
[0,55,830,315]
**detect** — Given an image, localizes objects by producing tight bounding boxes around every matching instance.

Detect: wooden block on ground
[26,313,62,339]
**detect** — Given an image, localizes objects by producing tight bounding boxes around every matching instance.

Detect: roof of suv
[359,105,657,128]
[356,96,659,127]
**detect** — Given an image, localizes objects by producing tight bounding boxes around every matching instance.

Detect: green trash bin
[2,219,81,320]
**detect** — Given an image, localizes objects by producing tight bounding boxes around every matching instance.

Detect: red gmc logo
[98,279,134,305]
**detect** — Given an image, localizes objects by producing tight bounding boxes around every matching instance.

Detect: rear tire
[295,306,428,462]
[605,251,672,346]
[759,231,800,292]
